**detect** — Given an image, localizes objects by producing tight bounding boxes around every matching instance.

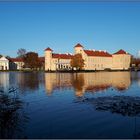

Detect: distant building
[9,57,45,70]
[0,56,9,70]
[9,58,24,70]
[45,47,73,71]
[0,54,45,71]
[45,43,131,71]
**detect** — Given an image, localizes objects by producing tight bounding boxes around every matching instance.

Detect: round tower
[74,43,84,54]
[44,47,53,71]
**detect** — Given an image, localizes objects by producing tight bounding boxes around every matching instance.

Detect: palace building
[45,43,131,71]
[45,47,73,71]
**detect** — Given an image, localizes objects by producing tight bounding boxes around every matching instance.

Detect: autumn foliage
[70,54,84,70]
[23,52,42,69]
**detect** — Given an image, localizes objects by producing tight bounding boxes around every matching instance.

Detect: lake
[0,71,140,139]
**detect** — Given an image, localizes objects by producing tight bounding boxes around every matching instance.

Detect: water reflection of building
[131,72,140,87]
[45,73,72,95]
[0,72,9,91]
[0,72,42,93]
[45,72,131,96]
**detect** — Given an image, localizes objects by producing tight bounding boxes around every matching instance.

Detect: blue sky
[0,1,140,57]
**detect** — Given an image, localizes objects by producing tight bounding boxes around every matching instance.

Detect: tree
[0,55,10,59]
[70,54,84,70]
[135,59,140,67]
[130,55,135,66]
[17,48,26,58]
[6,56,11,59]
[23,52,42,70]
[131,56,140,67]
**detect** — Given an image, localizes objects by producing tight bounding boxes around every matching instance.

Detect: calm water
[0,71,140,139]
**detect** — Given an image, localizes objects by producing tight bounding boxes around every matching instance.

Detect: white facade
[15,61,24,70]
[45,48,72,71]
[10,61,24,70]
[0,56,9,70]
[9,58,25,70]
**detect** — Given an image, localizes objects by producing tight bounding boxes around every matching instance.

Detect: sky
[0,1,140,57]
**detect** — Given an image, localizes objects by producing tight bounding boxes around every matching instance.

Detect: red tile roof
[9,58,24,62]
[74,43,84,48]
[45,47,53,51]
[84,50,112,57]
[114,49,127,55]
[52,53,73,59]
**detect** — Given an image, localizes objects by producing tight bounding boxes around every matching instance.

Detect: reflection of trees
[0,87,29,138]
[114,86,127,91]
[72,74,85,91]
[19,72,39,91]
[85,85,111,93]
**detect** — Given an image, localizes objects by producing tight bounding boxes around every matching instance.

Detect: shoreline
[44,69,132,73]
[0,69,139,73]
